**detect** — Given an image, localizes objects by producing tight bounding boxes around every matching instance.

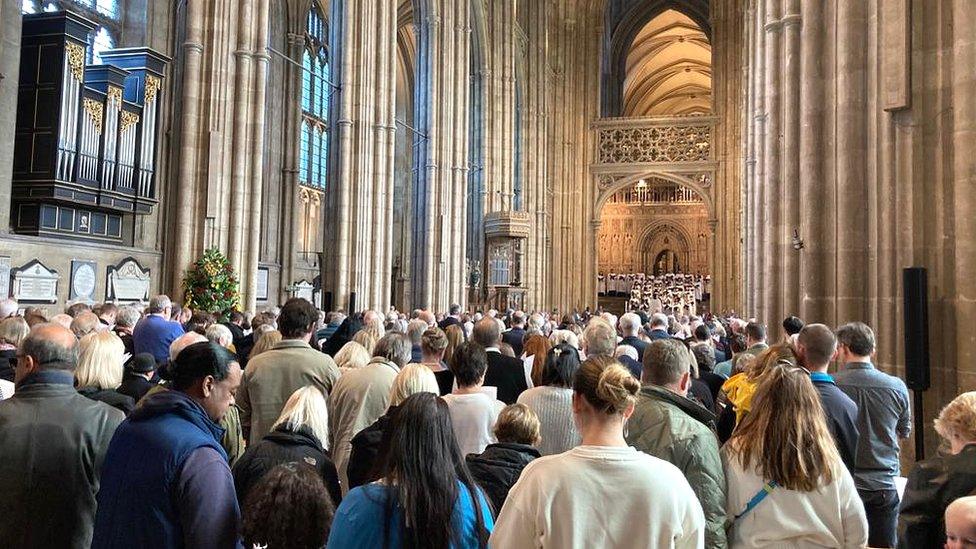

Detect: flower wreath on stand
[182,248,241,320]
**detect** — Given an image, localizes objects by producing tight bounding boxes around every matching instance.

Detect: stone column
[0,0,21,232]
[244,0,270,310]
[953,0,976,389]
[781,0,801,316]
[521,0,549,310]
[834,0,869,324]
[411,0,471,312]
[168,0,205,294]
[798,0,828,323]
[327,0,397,311]
[761,0,782,326]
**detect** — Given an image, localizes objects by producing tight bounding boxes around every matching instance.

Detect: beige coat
[238,339,340,443]
[328,357,400,493]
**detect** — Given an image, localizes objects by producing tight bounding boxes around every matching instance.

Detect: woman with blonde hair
[249,329,282,360]
[0,316,29,382]
[333,340,370,374]
[351,329,377,355]
[75,330,134,414]
[492,356,704,547]
[347,364,440,488]
[723,364,867,548]
[900,391,976,547]
[232,385,341,508]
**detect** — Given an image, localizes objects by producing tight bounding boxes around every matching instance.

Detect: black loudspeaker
[323,291,333,313]
[349,292,357,315]
[903,267,930,391]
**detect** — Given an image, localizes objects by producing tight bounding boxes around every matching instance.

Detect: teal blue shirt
[327,480,493,548]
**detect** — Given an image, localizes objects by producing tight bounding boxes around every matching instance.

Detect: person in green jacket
[626,338,728,549]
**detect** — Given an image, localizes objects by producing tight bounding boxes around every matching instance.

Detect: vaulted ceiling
[622,10,711,116]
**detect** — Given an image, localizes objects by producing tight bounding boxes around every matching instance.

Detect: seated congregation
[0,296,974,549]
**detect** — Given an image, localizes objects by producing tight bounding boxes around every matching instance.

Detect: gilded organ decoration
[144,75,161,104]
[83,98,104,134]
[107,86,123,109]
[120,110,140,132]
[65,42,85,81]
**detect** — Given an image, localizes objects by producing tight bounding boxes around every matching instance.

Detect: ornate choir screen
[11,11,168,244]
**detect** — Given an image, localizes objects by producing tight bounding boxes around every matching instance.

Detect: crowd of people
[598,272,708,315]
[0,294,973,548]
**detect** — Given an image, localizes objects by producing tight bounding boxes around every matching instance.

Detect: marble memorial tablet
[12,260,60,303]
[70,260,97,303]
[106,258,151,302]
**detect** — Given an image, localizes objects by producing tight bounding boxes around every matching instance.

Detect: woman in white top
[442,342,506,456]
[517,343,582,456]
[723,363,868,548]
[491,356,705,549]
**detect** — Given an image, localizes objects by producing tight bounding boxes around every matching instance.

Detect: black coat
[116,372,157,404]
[232,425,342,508]
[484,351,528,405]
[77,386,135,415]
[466,443,540,512]
[619,336,649,361]
[899,444,976,548]
[348,406,402,489]
[0,348,15,382]
[502,328,527,358]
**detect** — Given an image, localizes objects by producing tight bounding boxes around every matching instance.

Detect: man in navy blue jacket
[132,295,185,364]
[91,341,243,549]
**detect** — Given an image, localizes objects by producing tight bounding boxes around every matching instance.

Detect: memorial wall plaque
[11,260,60,303]
[106,258,151,302]
[256,267,269,302]
[293,280,314,302]
[0,257,10,299]
[70,260,97,303]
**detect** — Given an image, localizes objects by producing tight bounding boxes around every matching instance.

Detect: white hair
[650,313,669,329]
[614,345,639,361]
[388,364,440,406]
[273,386,330,450]
[205,323,234,348]
[619,313,641,336]
[549,329,580,350]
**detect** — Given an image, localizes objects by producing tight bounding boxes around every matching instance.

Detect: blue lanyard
[734,480,778,521]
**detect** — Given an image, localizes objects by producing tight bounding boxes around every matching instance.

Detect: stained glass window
[22,1,123,66]
[299,2,330,189]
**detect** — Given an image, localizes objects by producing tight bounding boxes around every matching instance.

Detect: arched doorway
[653,249,680,275]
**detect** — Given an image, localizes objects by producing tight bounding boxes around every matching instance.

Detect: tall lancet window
[22,0,122,65]
[299,3,330,190]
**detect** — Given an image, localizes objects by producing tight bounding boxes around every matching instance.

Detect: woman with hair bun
[491,356,705,548]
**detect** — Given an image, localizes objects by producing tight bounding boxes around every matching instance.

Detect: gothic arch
[601,0,711,117]
[594,170,714,220]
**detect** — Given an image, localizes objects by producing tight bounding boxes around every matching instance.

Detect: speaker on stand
[903,267,930,461]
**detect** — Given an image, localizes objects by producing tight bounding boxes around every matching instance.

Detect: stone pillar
[168,0,205,295]
[0,0,21,232]
[780,0,801,316]
[327,0,397,311]
[410,0,471,312]
[953,0,976,390]
[521,0,549,310]
[761,0,782,326]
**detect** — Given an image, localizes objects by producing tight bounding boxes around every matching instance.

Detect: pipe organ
[11,11,169,243]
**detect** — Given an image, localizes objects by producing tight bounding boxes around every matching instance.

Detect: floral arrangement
[182,248,241,317]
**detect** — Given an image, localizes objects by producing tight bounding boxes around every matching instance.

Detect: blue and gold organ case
[12,10,169,245]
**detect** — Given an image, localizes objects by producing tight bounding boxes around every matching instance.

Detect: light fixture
[792,228,805,250]
[635,179,648,189]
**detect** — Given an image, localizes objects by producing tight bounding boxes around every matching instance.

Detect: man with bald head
[0,324,124,548]
[796,323,860,472]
